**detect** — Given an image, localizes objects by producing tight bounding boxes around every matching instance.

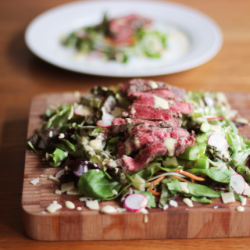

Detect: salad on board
[28,78,250,213]
[61,13,169,63]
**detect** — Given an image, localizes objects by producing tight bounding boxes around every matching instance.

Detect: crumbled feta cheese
[61,182,75,193]
[169,200,178,207]
[140,208,148,214]
[49,131,53,138]
[86,200,100,210]
[30,177,39,185]
[221,192,235,204]
[112,189,118,195]
[214,206,218,209]
[79,197,88,202]
[163,205,169,210]
[77,207,82,211]
[47,203,62,213]
[101,205,117,214]
[117,208,126,213]
[49,175,60,182]
[59,133,65,139]
[67,188,82,195]
[183,198,193,207]
[65,201,75,209]
[241,197,247,206]
[55,190,62,195]
[180,182,189,194]
[236,206,245,212]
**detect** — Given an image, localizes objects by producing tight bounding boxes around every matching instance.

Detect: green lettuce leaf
[78,170,121,199]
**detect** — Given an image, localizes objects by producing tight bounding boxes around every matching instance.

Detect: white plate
[25,0,223,77]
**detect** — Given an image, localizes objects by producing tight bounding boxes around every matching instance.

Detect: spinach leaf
[191,196,212,204]
[168,182,221,198]
[78,170,121,199]
[134,190,156,208]
[188,168,235,183]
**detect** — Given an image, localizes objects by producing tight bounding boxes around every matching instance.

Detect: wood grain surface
[1,0,250,249]
[22,92,250,241]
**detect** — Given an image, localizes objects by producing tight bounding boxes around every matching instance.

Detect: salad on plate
[28,79,250,213]
[62,13,178,63]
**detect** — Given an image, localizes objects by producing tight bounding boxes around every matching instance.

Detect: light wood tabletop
[1,0,250,249]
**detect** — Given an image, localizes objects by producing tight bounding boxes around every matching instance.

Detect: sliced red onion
[54,169,65,179]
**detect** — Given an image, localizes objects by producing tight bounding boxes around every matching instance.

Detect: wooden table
[1,0,250,249]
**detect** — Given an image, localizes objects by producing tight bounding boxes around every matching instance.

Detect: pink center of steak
[119,79,187,99]
[128,90,177,100]
[122,135,195,173]
[117,126,190,157]
[125,103,180,121]
[132,95,193,115]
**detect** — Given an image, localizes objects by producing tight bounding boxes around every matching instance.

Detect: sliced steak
[109,118,181,135]
[108,14,151,44]
[119,79,187,99]
[117,127,190,157]
[122,135,195,173]
[124,103,180,121]
[109,118,157,135]
[132,95,193,115]
[128,89,177,100]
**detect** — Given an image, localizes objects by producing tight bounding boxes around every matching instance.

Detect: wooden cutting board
[22,92,250,241]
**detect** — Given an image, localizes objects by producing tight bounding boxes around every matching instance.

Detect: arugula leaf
[88,127,103,137]
[56,138,76,154]
[49,148,67,167]
[233,149,250,165]
[191,196,212,204]
[42,104,74,131]
[27,141,42,155]
[134,190,156,208]
[78,170,121,199]
[158,178,177,208]
[138,162,161,180]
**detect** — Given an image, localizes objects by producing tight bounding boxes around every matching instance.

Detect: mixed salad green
[28,83,250,210]
[61,13,168,63]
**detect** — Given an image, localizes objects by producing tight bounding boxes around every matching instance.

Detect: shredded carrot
[171,175,190,183]
[171,170,205,181]
[149,186,161,196]
[150,176,165,185]
[148,176,165,196]
[191,178,194,183]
